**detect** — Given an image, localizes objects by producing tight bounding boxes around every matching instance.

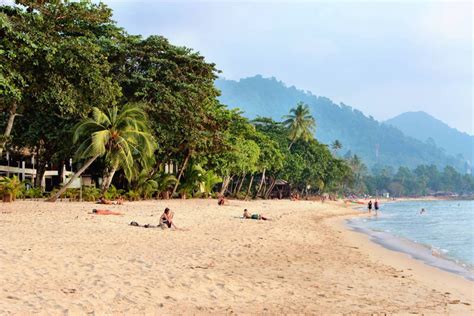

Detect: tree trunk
[231,176,240,195]
[288,138,296,150]
[47,155,99,202]
[235,172,246,196]
[101,166,117,196]
[219,175,231,195]
[264,177,277,199]
[34,160,47,191]
[171,153,191,196]
[0,103,18,158]
[256,168,266,197]
[245,174,254,199]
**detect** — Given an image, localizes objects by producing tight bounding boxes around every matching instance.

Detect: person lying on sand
[243,209,269,220]
[96,197,124,205]
[92,209,123,215]
[129,221,158,228]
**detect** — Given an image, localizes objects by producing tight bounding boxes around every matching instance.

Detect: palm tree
[283,102,316,150]
[331,140,343,155]
[136,166,177,199]
[199,168,222,198]
[48,103,156,202]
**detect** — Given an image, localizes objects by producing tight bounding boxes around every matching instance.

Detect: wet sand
[0,199,472,314]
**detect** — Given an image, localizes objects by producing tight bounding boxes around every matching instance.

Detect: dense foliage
[345,157,474,197]
[0,0,354,201]
[1,1,472,201]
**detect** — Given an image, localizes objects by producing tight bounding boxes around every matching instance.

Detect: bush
[65,188,79,201]
[104,185,124,200]
[25,187,43,200]
[82,186,100,202]
[0,176,23,202]
[126,189,140,201]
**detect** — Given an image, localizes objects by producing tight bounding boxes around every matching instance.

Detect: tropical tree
[1,0,122,185]
[48,103,156,201]
[331,140,343,155]
[135,167,177,199]
[283,102,316,149]
[199,168,222,198]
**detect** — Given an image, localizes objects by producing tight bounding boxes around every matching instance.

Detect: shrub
[25,187,43,200]
[82,186,100,202]
[0,176,23,202]
[126,189,141,201]
[104,185,124,200]
[65,188,79,201]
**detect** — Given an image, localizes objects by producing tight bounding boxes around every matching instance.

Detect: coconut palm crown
[283,102,316,149]
[48,103,156,201]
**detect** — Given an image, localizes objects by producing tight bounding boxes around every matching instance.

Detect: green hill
[385,111,473,165]
[216,75,468,172]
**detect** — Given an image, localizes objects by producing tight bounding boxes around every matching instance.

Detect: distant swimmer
[420,208,425,214]
[367,200,372,214]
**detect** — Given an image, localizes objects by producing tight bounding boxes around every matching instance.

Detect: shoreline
[326,215,473,306]
[346,217,474,281]
[345,199,474,281]
[0,199,472,314]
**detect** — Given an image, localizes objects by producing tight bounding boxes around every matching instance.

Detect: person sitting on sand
[243,209,269,221]
[218,196,225,206]
[160,207,177,229]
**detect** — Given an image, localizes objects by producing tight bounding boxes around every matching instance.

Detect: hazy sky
[9,0,470,134]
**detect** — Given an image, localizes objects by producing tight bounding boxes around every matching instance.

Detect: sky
[6,0,472,134]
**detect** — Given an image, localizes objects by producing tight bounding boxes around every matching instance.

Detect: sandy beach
[0,199,472,314]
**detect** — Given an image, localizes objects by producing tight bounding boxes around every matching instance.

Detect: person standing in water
[420,208,425,214]
[374,200,379,216]
[367,200,372,214]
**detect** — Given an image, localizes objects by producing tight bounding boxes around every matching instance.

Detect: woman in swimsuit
[160,208,177,229]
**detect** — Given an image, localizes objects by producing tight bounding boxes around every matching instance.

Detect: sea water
[348,200,474,280]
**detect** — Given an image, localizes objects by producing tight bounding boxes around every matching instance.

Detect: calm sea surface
[349,200,474,277]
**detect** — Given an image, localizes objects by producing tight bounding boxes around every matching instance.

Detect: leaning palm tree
[283,102,316,150]
[48,103,156,202]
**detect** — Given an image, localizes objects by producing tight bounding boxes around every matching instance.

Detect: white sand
[0,199,472,314]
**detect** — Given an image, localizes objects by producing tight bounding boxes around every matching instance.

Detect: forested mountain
[216,75,468,172]
[385,112,473,165]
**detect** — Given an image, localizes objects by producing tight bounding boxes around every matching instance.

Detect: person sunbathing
[97,197,124,205]
[160,208,178,229]
[92,209,123,215]
[243,209,269,220]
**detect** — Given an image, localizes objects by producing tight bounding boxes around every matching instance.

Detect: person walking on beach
[367,200,372,214]
[374,200,379,216]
